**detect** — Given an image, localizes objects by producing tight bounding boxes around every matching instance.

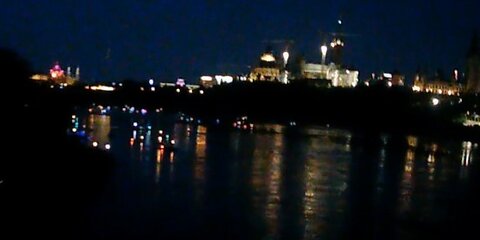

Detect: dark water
[69,108,479,239]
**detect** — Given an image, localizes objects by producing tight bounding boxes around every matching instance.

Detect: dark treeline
[28,79,480,142]
[1,49,114,239]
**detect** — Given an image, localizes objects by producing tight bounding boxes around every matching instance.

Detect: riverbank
[26,81,479,142]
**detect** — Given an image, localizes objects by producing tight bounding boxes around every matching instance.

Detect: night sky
[1,0,479,83]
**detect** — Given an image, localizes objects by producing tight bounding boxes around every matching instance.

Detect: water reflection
[67,109,479,239]
[87,114,111,149]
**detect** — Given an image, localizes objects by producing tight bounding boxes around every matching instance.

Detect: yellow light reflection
[194,126,207,182]
[265,134,283,238]
[87,114,111,149]
[157,148,164,163]
[405,149,415,172]
[155,148,164,183]
[407,136,418,148]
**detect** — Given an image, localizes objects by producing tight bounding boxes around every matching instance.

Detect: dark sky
[1,0,479,83]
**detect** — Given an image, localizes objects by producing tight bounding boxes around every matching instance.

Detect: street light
[282,51,290,84]
[321,45,328,65]
[282,51,289,67]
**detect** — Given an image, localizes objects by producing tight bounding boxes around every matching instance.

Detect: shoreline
[24,81,480,142]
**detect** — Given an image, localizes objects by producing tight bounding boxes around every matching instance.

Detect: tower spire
[330,17,345,66]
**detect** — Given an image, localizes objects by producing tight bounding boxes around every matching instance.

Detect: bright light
[133,122,138,127]
[200,76,213,81]
[260,53,276,62]
[432,98,440,106]
[176,78,186,87]
[149,79,154,85]
[89,85,115,91]
[188,89,193,94]
[383,73,393,79]
[283,51,290,64]
[338,19,342,25]
[151,87,156,91]
[176,88,181,93]
[199,90,204,95]
[72,128,77,133]
[215,75,233,84]
[321,45,328,56]
[31,74,49,81]
[50,63,64,79]
[224,75,233,83]
[105,143,111,150]
[387,81,393,87]
[170,139,176,145]
[412,86,421,91]
[92,141,98,147]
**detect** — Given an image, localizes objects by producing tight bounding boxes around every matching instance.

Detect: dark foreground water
[66,108,479,239]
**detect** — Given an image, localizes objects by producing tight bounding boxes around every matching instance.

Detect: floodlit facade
[249,49,281,81]
[31,62,79,85]
[412,74,462,95]
[301,63,359,87]
[199,76,215,88]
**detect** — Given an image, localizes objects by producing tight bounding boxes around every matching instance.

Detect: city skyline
[1,0,479,83]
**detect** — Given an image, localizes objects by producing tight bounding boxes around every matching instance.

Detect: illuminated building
[32,62,79,85]
[292,18,357,87]
[75,66,80,81]
[30,74,49,81]
[176,78,186,87]
[198,75,235,88]
[412,73,462,95]
[249,47,281,81]
[199,76,215,88]
[50,62,64,80]
[391,71,405,86]
[466,33,480,93]
[300,62,359,87]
